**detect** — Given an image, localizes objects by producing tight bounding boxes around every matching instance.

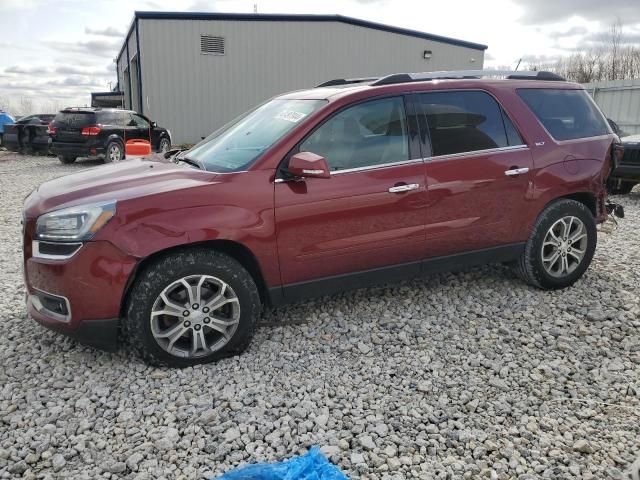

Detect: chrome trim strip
[274,145,529,182]
[29,289,72,323]
[274,158,424,182]
[331,158,424,175]
[427,145,529,162]
[32,240,83,260]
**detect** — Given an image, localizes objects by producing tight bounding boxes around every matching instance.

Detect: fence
[584,79,640,136]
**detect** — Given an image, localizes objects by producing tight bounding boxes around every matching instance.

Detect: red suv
[23,70,620,367]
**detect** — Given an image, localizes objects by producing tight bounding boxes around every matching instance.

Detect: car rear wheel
[158,137,171,153]
[515,199,597,290]
[124,249,260,367]
[104,141,123,163]
[58,155,76,164]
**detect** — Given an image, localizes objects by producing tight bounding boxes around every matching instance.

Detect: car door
[417,90,533,258]
[274,96,427,291]
[129,113,152,143]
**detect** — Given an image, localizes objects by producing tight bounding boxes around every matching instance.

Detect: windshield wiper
[174,152,204,170]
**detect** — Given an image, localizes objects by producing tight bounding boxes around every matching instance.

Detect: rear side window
[517,89,610,141]
[99,111,130,126]
[419,91,511,157]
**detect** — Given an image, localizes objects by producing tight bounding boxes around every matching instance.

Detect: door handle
[504,167,529,177]
[388,183,419,193]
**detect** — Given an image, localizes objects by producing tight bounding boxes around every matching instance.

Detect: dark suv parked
[608,138,640,194]
[49,108,171,164]
[3,114,55,154]
[23,70,622,367]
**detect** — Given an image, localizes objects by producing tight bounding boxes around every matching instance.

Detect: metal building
[584,79,640,136]
[115,12,487,145]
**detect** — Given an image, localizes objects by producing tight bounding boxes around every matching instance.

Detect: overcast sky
[1,0,639,114]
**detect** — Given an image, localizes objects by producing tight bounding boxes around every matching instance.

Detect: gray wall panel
[585,79,640,136]
[137,19,484,144]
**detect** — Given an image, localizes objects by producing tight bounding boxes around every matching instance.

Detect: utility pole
[254,4,258,13]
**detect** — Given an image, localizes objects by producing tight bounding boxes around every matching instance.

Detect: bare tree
[528,20,640,83]
[18,97,33,117]
[608,20,622,80]
[0,96,12,112]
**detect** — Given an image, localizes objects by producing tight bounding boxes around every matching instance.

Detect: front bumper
[28,300,120,351]
[611,163,640,181]
[24,239,138,351]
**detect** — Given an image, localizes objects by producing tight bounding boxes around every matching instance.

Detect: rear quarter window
[517,88,610,141]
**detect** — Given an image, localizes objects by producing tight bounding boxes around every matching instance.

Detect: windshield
[186,99,326,172]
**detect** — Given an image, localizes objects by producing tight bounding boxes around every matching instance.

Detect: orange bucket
[125,139,152,157]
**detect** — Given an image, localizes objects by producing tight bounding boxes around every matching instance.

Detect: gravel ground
[0,150,639,480]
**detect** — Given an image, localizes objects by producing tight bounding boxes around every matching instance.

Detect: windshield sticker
[275,111,307,123]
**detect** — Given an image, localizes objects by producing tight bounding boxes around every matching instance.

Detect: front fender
[95,170,280,287]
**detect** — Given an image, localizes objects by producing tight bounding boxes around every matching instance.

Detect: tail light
[81,126,101,136]
[47,123,57,135]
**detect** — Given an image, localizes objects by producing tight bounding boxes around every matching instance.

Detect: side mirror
[150,121,157,128]
[288,151,331,179]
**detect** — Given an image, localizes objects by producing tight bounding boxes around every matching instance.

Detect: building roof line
[130,11,487,51]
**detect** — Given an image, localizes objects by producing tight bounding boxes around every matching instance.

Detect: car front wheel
[515,199,597,290]
[124,249,260,367]
[158,137,171,153]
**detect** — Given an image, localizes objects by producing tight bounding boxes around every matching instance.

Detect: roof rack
[61,106,101,111]
[315,77,379,88]
[371,70,565,86]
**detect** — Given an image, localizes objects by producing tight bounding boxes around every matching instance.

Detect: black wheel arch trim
[106,134,125,147]
[119,239,270,318]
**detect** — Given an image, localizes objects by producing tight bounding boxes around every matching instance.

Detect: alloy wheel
[108,144,122,162]
[541,216,588,278]
[150,275,240,358]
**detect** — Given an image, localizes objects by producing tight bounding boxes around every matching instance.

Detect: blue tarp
[215,447,349,480]
[0,112,15,134]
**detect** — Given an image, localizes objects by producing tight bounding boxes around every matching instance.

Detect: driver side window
[133,114,150,128]
[299,97,409,171]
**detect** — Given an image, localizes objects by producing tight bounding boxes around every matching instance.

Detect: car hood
[24,156,218,218]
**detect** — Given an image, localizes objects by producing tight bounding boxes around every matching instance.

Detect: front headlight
[35,201,116,242]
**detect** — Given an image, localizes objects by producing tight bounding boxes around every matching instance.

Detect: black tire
[610,181,636,195]
[515,199,597,290]
[58,155,76,164]
[104,140,124,163]
[124,249,261,367]
[158,137,171,153]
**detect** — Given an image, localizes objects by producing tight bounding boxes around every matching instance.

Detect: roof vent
[201,35,225,55]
